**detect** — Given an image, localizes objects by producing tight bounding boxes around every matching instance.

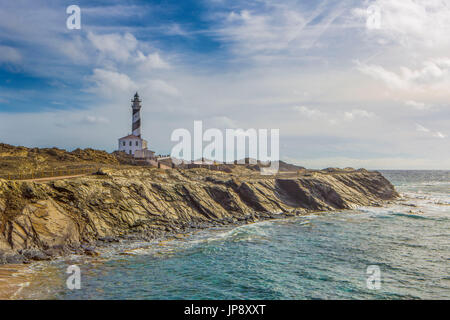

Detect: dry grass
[0,143,137,179]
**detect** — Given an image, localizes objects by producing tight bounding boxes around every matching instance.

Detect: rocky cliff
[0,167,398,264]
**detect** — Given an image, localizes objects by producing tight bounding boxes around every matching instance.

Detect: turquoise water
[23,171,450,299]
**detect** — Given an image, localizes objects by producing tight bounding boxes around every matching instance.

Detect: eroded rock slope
[0,168,398,263]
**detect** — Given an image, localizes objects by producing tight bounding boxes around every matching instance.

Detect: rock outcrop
[0,167,398,264]
[0,143,134,175]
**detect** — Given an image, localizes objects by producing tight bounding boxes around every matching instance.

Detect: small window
[122,141,125,146]
[129,141,132,146]
[129,150,132,154]
[136,141,139,146]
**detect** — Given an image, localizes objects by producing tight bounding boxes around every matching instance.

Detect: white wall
[118,138,142,155]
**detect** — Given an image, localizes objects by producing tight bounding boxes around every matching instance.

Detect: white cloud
[294,106,376,124]
[88,32,138,63]
[164,24,191,37]
[142,79,179,96]
[86,32,170,72]
[293,106,326,119]
[416,124,430,133]
[357,58,450,93]
[433,131,446,139]
[357,62,408,89]
[82,115,110,125]
[0,45,21,63]
[354,0,450,109]
[359,0,450,49]
[214,1,348,58]
[344,109,376,121]
[209,116,238,128]
[416,123,447,139]
[404,100,429,110]
[87,69,136,97]
[220,9,304,53]
[135,51,170,70]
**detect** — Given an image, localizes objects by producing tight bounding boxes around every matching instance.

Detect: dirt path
[19,173,89,183]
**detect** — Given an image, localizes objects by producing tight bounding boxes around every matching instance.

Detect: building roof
[119,134,142,140]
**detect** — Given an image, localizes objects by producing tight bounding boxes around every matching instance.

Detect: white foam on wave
[401,191,450,206]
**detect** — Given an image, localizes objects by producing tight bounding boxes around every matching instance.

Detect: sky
[0,0,449,169]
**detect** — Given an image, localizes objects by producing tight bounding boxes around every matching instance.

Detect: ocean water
[20,171,450,300]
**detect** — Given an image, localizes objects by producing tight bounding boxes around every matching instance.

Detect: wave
[204,222,272,243]
[391,212,432,220]
[101,221,275,259]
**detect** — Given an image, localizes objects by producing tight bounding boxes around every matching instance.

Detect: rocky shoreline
[0,167,398,265]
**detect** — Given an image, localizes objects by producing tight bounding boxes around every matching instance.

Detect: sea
[17,170,450,299]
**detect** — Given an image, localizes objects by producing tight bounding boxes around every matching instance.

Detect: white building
[118,134,148,155]
[118,92,154,158]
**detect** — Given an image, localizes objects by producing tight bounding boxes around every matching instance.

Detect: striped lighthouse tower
[118,92,152,157]
[131,92,142,138]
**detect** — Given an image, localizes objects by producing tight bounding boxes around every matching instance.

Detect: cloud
[81,115,110,125]
[0,1,448,169]
[86,31,170,72]
[356,0,450,49]
[404,100,429,110]
[164,24,191,37]
[142,79,179,96]
[86,68,136,97]
[87,32,138,63]
[416,124,430,133]
[344,109,376,121]
[357,58,450,92]
[135,51,170,70]
[416,123,447,139]
[0,45,21,64]
[208,116,238,128]
[357,62,408,89]
[82,4,150,18]
[294,106,375,124]
[0,0,168,77]
[293,106,326,119]
[433,131,446,139]
[213,1,349,59]
[353,0,450,110]
[220,9,304,53]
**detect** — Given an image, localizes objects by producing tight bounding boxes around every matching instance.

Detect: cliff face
[0,168,398,264]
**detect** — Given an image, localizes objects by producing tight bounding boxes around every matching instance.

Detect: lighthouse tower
[117,92,154,158]
[131,92,142,138]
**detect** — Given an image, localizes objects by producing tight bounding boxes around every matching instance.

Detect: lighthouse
[117,92,154,158]
[131,92,142,138]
